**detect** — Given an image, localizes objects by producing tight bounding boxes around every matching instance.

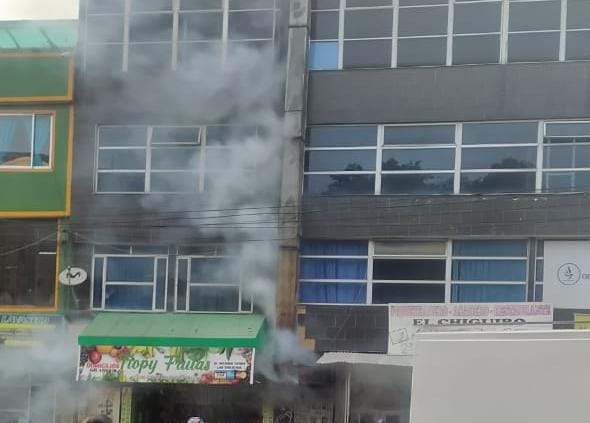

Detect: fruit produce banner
[77,345,254,384]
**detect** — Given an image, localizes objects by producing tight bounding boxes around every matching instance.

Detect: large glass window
[543,122,590,192]
[92,246,168,311]
[309,0,590,70]
[398,1,448,67]
[566,0,590,61]
[298,239,532,305]
[304,120,590,196]
[451,240,528,303]
[96,124,263,194]
[304,126,377,195]
[176,245,251,312]
[460,122,538,193]
[0,376,56,423]
[372,241,447,304]
[299,240,368,304]
[0,224,56,308]
[84,0,277,71]
[381,125,455,194]
[0,114,52,168]
[507,0,560,63]
[453,0,502,65]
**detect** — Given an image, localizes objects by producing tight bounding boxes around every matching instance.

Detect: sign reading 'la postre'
[77,345,254,384]
[388,302,553,355]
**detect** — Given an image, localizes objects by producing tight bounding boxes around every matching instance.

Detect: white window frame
[83,0,278,71]
[309,0,589,70]
[175,249,253,313]
[304,119,590,196]
[299,239,532,305]
[0,112,54,170]
[91,248,169,312]
[541,120,590,192]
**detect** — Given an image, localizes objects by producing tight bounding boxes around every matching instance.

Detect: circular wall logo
[557,263,581,285]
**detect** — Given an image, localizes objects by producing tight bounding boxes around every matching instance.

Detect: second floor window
[0,113,52,169]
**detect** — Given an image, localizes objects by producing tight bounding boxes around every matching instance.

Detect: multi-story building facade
[295,0,590,421]
[0,19,76,423]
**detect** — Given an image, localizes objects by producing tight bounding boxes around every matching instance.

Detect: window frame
[309,0,587,71]
[0,111,56,171]
[91,247,169,312]
[299,239,533,305]
[304,120,590,196]
[174,250,253,313]
[95,124,263,194]
[83,0,278,71]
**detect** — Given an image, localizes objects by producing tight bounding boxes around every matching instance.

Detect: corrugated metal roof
[0,20,77,51]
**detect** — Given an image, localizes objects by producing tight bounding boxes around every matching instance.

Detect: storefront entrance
[132,385,261,423]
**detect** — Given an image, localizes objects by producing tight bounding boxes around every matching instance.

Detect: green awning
[78,313,266,348]
[0,20,77,51]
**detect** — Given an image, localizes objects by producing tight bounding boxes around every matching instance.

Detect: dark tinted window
[344,9,393,39]
[178,12,223,40]
[373,259,446,280]
[454,2,502,34]
[462,122,538,144]
[381,174,454,194]
[308,126,378,147]
[343,39,392,68]
[382,148,454,171]
[567,0,590,29]
[306,150,376,172]
[508,32,560,62]
[228,11,274,39]
[398,6,448,36]
[129,14,173,42]
[305,174,375,195]
[460,172,536,193]
[566,32,590,60]
[385,125,455,145]
[311,11,339,40]
[97,173,145,192]
[453,34,500,64]
[461,147,537,169]
[372,283,445,303]
[397,37,447,67]
[509,1,560,31]
[131,0,173,11]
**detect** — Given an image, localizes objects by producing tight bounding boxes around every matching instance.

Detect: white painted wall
[410,330,590,423]
[0,0,78,21]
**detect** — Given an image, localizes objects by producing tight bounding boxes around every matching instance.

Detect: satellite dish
[59,267,87,286]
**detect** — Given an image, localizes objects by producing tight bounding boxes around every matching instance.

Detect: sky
[0,0,78,21]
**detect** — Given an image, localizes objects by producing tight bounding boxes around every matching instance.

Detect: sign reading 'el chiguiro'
[388,303,553,355]
[77,345,254,384]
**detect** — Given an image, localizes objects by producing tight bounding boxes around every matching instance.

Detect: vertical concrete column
[277,0,310,329]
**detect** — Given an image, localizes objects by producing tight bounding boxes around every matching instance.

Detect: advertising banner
[0,313,64,347]
[544,241,590,308]
[388,302,553,355]
[78,345,254,384]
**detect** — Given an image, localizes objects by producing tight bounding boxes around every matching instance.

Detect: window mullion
[391,0,399,68]
[123,0,131,72]
[172,0,180,69]
[446,0,453,66]
[145,127,153,193]
[199,127,207,192]
[536,121,544,192]
[454,123,462,194]
[445,239,452,303]
[500,0,509,64]
[152,258,157,311]
[222,0,229,67]
[101,258,107,309]
[560,0,567,61]
[338,0,344,69]
[375,125,383,195]
[29,115,35,168]
[367,241,374,305]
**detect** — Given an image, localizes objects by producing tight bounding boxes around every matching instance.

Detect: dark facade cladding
[300,305,389,353]
[308,62,590,125]
[302,193,590,240]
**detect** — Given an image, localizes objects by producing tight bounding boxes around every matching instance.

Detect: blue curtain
[300,258,367,280]
[451,284,526,303]
[0,117,16,165]
[452,260,526,282]
[309,41,338,70]
[32,115,51,166]
[299,282,367,304]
